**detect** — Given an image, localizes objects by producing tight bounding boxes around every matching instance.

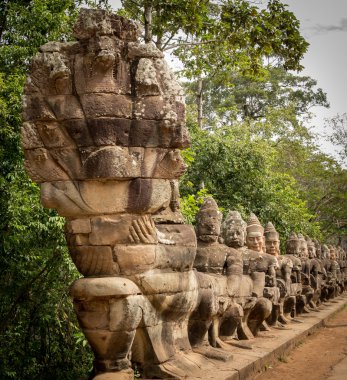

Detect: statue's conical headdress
[196,197,222,225]
[297,233,306,242]
[246,213,263,236]
[287,232,298,242]
[224,210,243,222]
[305,235,314,247]
[264,221,279,241]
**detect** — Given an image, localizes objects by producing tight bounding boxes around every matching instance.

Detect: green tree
[274,138,347,240]
[325,113,347,165]
[180,120,321,244]
[186,66,329,132]
[119,0,309,128]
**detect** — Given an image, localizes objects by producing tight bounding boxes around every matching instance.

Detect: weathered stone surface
[114,244,156,275]
[83,146,142,179]
[155,245,196,271]
[127,42,164,59]
[21,122,44,149]
[73,299,110,330]
[81,94,132,119]
[24,148,69,182]
[134,96,165,120]
[63,119,94,146]
[36,121,75,148]
[22,95,56,121]
[135,58,161,96]
[93,371,134,380]
[69,245,116,276]
[135,270,198,296]
[155,224,196,247]
[70,277,141,299]
[46,95,85,120]
[66,233,90,246]
[88,215,134,245]
[40,179,172,216]
[66,218,92,234]
[88,118,131,146]
[72,9,140,41]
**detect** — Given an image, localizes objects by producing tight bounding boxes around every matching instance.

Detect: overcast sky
[109,0,347,157]
[283,0,347,156]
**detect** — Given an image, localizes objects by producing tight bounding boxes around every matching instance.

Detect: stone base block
[93,370,133,380]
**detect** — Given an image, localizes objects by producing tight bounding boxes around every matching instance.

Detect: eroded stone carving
[190,197,243,359]
[264,222,295,325]
[22,9,199,380]
[221,211,272,339]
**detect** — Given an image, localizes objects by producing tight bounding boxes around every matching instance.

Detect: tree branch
[164,39,217,51]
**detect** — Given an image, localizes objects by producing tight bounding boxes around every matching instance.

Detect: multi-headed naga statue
[22,8,203,380]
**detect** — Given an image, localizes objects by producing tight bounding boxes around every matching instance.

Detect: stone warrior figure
[190,197,243,357]
[285,232,313,315]
[264,222,295,325]
[297,233,315,311]
[314,239,331,303]
[322,244,338,300]
[21,8,217,380]
[221,212,272,339]
[305,236,324,309]
[328,246,343,297]
[244,214,280,332]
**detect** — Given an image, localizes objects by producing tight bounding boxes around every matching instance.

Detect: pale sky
[109,0,347,157]
[284,0,347,157]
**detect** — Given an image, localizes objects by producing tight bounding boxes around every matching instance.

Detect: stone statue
[314,239,331,303]
[264,222,295,325]
[245,215,280,332]
[221,211,272,339]
[190,197,243,356]
[328,246,342,297]
[297,233,315,312]
[22,8,201,379]
[306,236,323,309]
[322,244,337,300]
[285,233,309,315]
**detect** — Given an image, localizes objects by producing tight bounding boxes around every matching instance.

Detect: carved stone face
[286,239,301,257]
[300,240,309,259]
[314,241,322,259]
[196,198,222,243]
[223,223,245,248]
[321,245,330,259]
[246,232,263,252]
[307,244,316,259]
[265,236,280,256]
[196,209,221,243]
[329,247,336,261]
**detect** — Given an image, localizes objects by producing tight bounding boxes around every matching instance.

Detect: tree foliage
[186,66,329,129]
[119,0,308,73]
[180,120,322,244]
[325,113,347,165]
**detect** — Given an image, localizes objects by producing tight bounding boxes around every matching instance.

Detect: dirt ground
[255,304,347,380]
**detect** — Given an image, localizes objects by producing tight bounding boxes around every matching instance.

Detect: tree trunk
[196,78,203,129]
[144,2,152,44]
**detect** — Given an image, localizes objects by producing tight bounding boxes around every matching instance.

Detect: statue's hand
[129,215,158,244]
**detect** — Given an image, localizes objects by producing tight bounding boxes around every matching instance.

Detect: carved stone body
[264,222,295,325]
[191,198,243,358]
[221,212,272,339]
[22,9,198,379]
